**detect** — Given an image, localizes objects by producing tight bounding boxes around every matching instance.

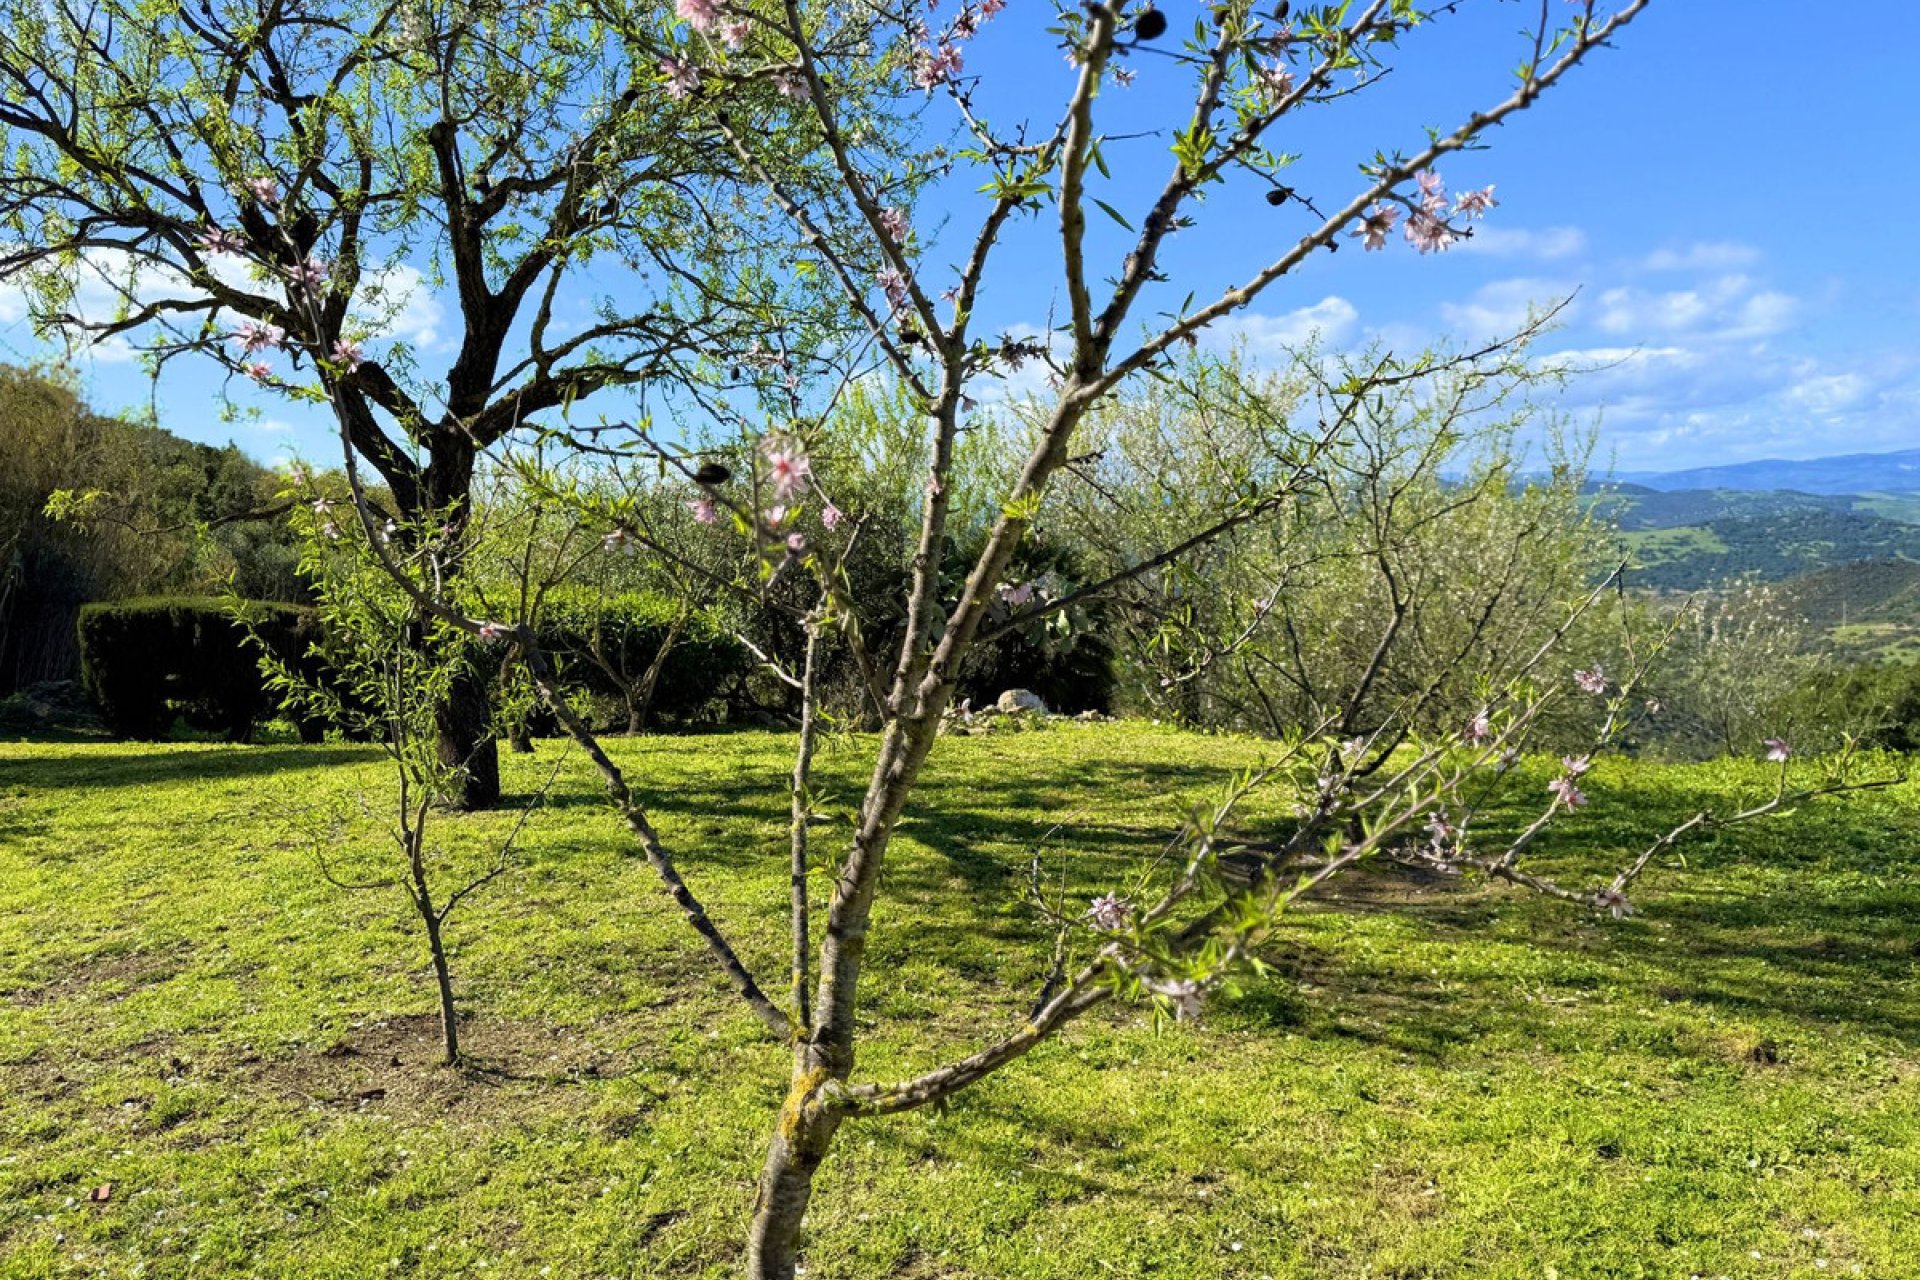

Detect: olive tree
[0,0,886,804]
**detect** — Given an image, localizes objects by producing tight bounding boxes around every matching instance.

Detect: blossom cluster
[909,0,1006,91]
[1350,169,1496,255]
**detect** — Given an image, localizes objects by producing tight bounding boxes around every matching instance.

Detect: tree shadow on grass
[2,743,379,792]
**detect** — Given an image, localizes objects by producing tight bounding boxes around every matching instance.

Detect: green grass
[2,724,1918,1279]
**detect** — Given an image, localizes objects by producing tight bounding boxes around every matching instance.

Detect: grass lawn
[1,724,1917,1279]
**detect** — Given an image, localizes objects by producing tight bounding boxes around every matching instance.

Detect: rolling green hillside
[1586,488,1920,660]
[1619,510,1920,591]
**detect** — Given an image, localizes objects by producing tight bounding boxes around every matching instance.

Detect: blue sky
[3,0,1914,475]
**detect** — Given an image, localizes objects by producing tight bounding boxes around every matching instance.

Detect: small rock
[995,688,1049,715]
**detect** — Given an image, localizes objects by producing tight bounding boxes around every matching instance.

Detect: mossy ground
[1,724,1916,1278]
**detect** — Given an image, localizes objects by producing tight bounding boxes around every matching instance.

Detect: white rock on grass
[995,688,1049,715]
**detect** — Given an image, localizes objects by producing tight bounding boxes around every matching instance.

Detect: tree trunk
[436,661,501,810]
[421,433,500,809]
[745,1088,841,1280]
[422,911,460,1066]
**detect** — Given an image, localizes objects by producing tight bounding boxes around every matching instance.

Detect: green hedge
[535,591,747,726]
[77,597,327,741]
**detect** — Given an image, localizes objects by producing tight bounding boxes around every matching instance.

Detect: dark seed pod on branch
[693,462,732,486]
[1134,7,1167,40]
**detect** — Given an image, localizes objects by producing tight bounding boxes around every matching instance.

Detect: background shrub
[536,590,749,729]
[77,597,326,740]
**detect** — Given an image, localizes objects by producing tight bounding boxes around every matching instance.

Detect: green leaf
[1092,198,1134,231]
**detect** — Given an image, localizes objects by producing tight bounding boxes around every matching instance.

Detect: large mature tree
[0,0,884,803]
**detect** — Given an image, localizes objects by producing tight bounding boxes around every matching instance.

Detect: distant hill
[1616,508,1920,591]
[1774,559,1920,663]
[1614,448,1920,495]
[1588,484,1866,531]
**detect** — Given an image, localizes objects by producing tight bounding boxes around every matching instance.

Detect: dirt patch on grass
[1,946,186,1009]
[242,1014,650,1119]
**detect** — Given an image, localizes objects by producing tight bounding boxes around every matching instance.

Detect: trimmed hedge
[536,591,747,726]
[77,597,327,741]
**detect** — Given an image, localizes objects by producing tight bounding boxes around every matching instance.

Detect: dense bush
[2,366,309,695]
[536,590,748,729]
[77,597,326,740]
[1776,661,1920,753]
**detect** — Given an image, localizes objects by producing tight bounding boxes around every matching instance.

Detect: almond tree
[0,0,890,805]
[220,0,1888,1274]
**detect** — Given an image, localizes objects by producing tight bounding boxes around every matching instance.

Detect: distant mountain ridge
[1614,448,1920,495]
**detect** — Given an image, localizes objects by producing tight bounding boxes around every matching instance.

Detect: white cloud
[1208,295,1358,354]
[1456,225,1588,261]
[1438,277,1579,341]
[1594,274,1795,340]
[1641,242,1761,272]
[1781,372,1871,416]
[352,263,447,351]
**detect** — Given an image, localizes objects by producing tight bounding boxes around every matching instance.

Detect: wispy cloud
[1456,225,1588,261]
[1207,296,1359,354]
[1594,274,1797,340]
[1640,242,1761,272]
[1438,277,1580,341]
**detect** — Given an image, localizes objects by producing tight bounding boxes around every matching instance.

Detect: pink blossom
[320,520,342,540]
[763,504,787,527]
[689,496,718,524]
[771,68,809,100]
[196,227,247,257]
[876,267,910,310]
[1257,62,1294,100]
[998,581,1035,607]
[331,338,365,370]
[476,621,510,644]
[719,18,752,48]
[913,42,963,89]
[1763,737,1791,763]
[603,526,637,554]
[978,0,1005,15]
[243,360,273,382]
[660,56,701,100]
[231,321,284,353]
[1414,169,1445,207]
[1573,667,1608,695]
[1113,66,1136,88]
[1403,209,1456,254]
[311,498,333,516]
[1087,892,1131,932]
[675,0,721,33]
[762,438,812,500]
[785,531,807,553]
[244,176,281,205]
[1561,753,1592,777]
[1464,711,1491,745]
[1350,204,1400,251]
[877,206,910,243]
[1453,185,1497,219]
[284,258,329,292]
[1547,776,1587,810]
[1593,887,1634,919]
[820,503,844,530]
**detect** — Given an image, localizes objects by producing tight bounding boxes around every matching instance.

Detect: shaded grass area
[1,724,1917,1278]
